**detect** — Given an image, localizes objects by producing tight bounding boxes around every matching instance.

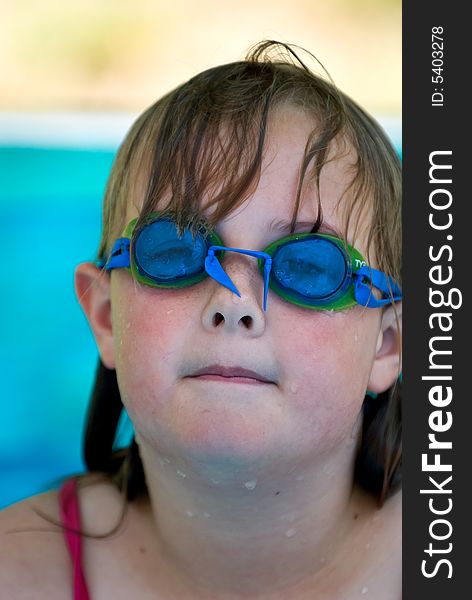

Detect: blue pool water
[0,146,136,508]
[0,116,401,509]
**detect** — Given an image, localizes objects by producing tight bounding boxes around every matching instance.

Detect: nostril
[240,315,253,328]
[213,312,225,326]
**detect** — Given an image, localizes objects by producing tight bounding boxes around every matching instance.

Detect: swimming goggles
[98,212,402,312]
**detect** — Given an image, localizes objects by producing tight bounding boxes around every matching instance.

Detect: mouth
[187,365,275,385]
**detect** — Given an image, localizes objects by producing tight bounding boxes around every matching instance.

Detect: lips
[188,365,275,384]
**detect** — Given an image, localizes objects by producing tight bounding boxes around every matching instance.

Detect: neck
[135,428,368,599]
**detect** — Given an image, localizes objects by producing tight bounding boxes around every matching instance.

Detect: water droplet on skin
[361,587,369,595]
[244,480,257,490]
[185,509,194,517]
[166,309,174,315]
[203,512,211,518]
[176,470,187,478]
[295,475,304,481]
[126,321,131,329]
[163,457,170,464]
[290,382,298,394]
[354,332,359,342]
[285,528,296,538]
[210,478,219,485]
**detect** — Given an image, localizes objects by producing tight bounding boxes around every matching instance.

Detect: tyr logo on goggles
[98,212,402,311]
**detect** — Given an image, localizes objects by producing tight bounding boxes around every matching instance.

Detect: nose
[204,245,272,310]
[201,251,268,335]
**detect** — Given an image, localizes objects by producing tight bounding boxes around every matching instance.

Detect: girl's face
[108,110,388,470]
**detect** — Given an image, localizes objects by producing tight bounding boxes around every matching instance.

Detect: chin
[165,395,287,465]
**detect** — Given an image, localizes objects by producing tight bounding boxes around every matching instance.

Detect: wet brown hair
[27,40,401,540]
[97,41,401,284]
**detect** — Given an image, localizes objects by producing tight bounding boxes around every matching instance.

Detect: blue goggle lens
[134,219,208,282]
[271,237,348,300]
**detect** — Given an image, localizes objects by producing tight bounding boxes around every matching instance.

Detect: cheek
[111,279,192,419]
[274,307,379,443]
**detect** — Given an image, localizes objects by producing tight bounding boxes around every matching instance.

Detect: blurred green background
[0,0,401,509]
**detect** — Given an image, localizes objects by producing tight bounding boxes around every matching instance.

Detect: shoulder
[332,487,402,599]
[357,489,402,598]
[0,474,125,599]
[0,489,72,599]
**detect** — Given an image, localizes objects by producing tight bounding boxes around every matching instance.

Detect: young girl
[1,41,402,599]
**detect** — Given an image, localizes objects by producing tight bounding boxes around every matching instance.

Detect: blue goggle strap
[98,238,131,270]
[354,266,402,308]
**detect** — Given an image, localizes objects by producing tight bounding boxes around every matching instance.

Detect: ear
[74,262,116,370]
[367,301,402,394]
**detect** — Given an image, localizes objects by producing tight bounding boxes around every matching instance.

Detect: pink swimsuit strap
[59,478,91,600]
